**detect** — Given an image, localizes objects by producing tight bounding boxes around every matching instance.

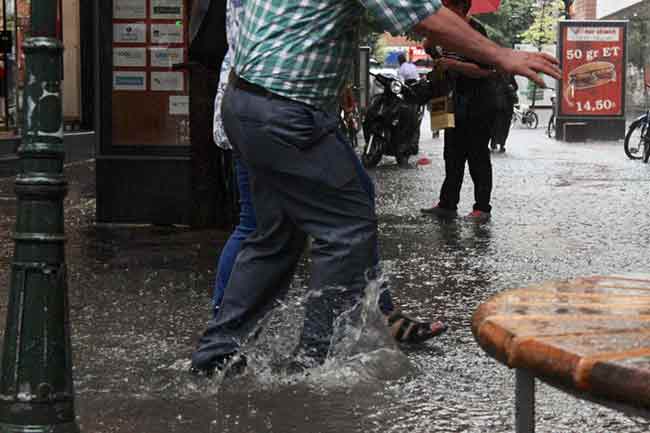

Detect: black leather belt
[229,72,278,99]
[229,71,313,107]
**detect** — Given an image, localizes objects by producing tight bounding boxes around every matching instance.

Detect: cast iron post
[0,0,79,431]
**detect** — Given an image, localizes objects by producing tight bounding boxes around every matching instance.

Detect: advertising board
[559,22,626,117]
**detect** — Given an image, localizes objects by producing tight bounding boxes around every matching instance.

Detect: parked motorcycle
[624,108,650,162]
[361,73,432,168]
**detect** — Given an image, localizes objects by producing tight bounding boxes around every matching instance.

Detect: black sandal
[386,312,448,344]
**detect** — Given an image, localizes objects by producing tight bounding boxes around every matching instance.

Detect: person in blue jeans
[212,158,256,312]
[194,0,560,375]
[212,155,446,343]
[207,0,446,354]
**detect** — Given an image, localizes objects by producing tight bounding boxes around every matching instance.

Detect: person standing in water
[191,0,561,375]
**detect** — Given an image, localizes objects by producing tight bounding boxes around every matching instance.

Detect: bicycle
[547,96,557,139]
[624,108,650,162]
[512,104,539,129]
[339,84,362,149]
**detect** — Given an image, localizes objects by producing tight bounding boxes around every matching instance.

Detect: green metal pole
[0,0,79,431]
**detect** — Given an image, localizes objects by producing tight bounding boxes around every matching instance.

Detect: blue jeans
[212,158,256,315]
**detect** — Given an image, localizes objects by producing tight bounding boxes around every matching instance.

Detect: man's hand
[495,48,560,87]
[417,8,561,87]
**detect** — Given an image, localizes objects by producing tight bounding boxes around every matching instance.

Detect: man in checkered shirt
[191,0,560,375]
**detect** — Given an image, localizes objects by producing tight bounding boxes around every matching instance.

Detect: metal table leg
[515,368,535,433]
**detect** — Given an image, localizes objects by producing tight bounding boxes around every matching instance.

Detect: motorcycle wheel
[524,111,539,129]
[362,134,383,168]
[624,120,646,160]
[348,127,359,149]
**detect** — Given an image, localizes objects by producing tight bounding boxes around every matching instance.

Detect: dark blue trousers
[193,84,378,369]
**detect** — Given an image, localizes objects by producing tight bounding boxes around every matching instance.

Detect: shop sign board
[114,0,146,19]
[169,95,189,115]
[151,23,184,44]
[114,23,147,43]
[150,47,184,68]
[151,0,183,19]
[559,21,626,117]
[113,71,147,91]
[113,47,147,67]
[151,71,184,91]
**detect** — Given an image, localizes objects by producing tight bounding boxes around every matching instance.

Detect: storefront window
[0,0,83,139]
[111,0,190,147]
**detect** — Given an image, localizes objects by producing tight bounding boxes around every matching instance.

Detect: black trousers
[438,117,493,213]
[491,108,513,148]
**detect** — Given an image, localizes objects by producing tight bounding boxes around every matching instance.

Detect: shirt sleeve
[358,0,442,35]
[213,48,233,148]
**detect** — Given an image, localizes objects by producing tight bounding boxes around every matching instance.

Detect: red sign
[644,64,650,89]
[408,46,429,63]
[560,24,625,116]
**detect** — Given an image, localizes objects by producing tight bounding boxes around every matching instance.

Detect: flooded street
[1,117,650,432]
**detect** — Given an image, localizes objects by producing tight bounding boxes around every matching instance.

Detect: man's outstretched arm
[414,7,561,86]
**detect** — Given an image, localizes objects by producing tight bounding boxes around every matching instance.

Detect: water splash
[226,271,413,388]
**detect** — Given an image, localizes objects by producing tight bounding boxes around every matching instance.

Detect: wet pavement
[2,116,650,432]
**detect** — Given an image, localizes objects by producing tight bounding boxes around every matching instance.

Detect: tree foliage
[628,15,649,69]
[479,0,536,47]
[520,0,565,48]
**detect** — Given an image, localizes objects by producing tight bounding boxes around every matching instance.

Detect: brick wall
[572,0,598,19]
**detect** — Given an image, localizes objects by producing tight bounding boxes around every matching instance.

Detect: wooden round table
[472,275,650,432]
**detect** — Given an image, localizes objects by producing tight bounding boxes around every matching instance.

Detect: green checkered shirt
[234,0,442,110]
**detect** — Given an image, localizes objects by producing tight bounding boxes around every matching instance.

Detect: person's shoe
[386,311,448,344]
[189,353,246,378]
[420,204,457,218]
[498,145,506,153]
[465,210,490,222]
[397,158,411,169]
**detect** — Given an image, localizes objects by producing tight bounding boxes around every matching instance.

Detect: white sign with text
[169,95,189,115]
[150,23,184,44]
[114,0,146,19]
[114,23,147,43]
[113,47,147,67]
[150,47,184,68]
[151,0,183,19]
[151,71,184,91]
[113,71,147,91]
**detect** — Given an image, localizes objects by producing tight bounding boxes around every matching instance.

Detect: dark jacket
[188,0,228,72]
[445,19,497,121]
[493,75,519,112]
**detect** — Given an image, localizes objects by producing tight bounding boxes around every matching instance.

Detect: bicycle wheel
[624,120,646,160]
[546,114,556,139]
[524,111,539,129]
